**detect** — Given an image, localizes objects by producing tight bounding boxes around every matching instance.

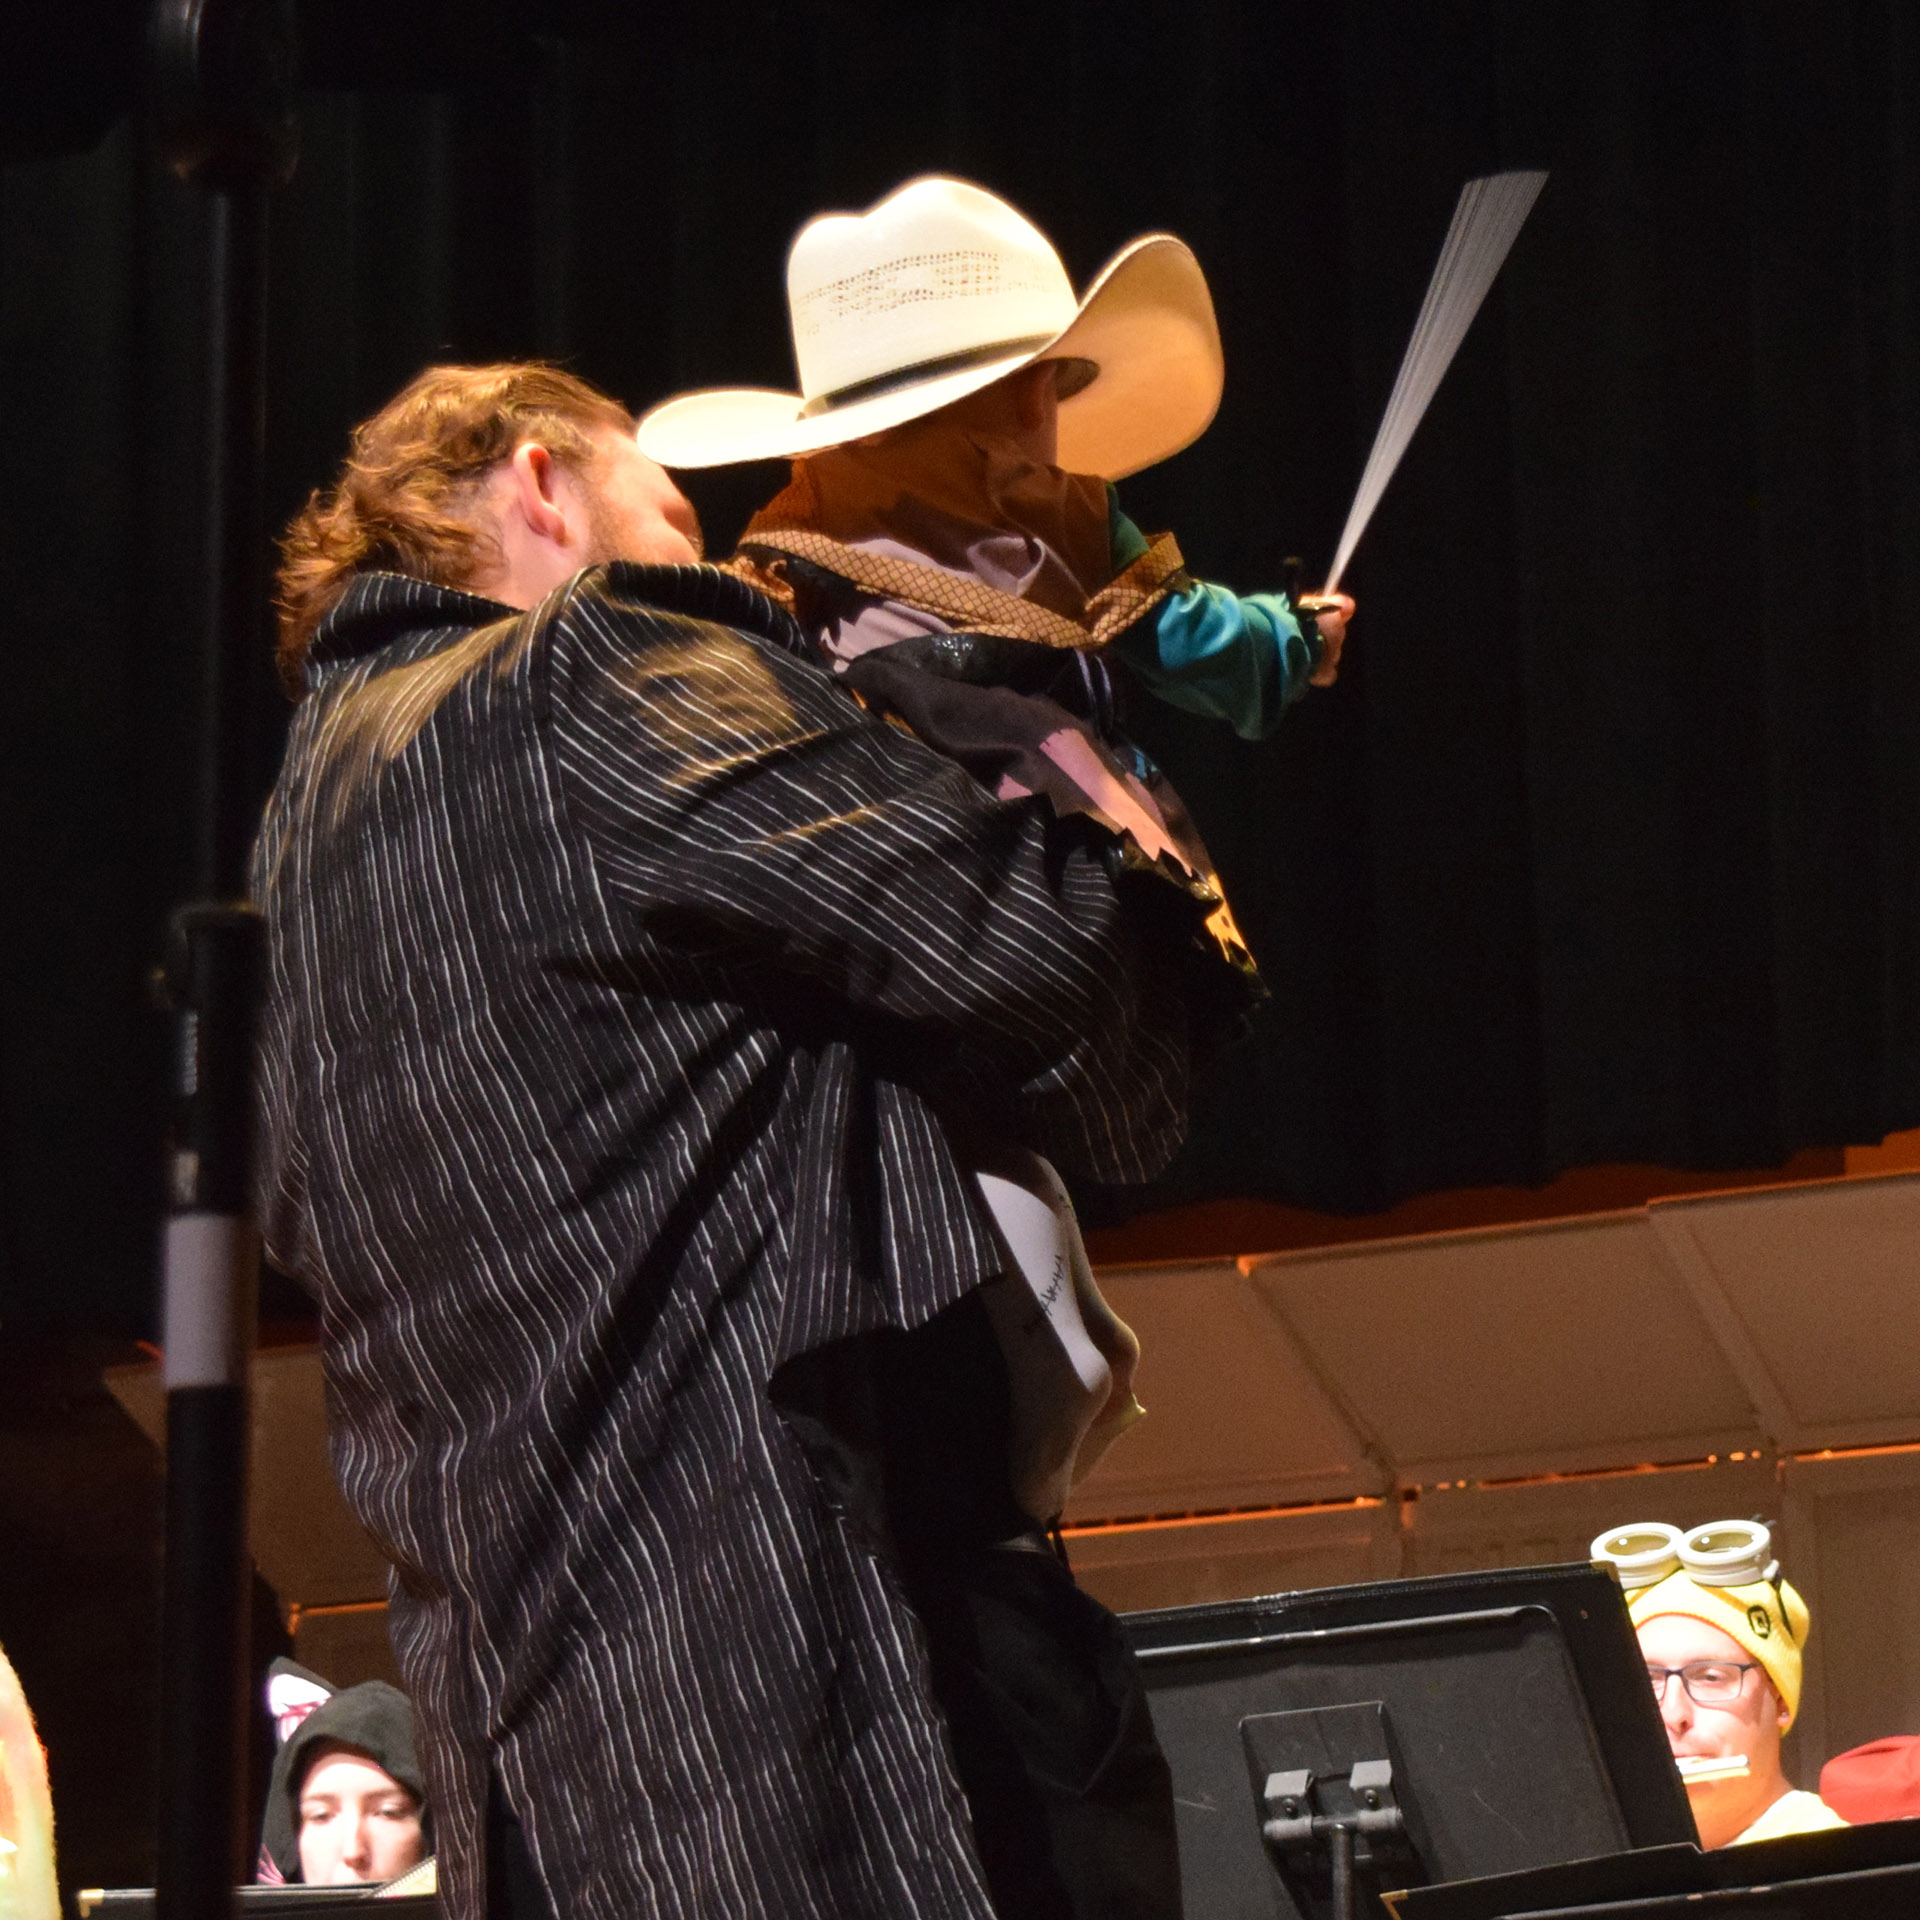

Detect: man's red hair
[275,363,633,693]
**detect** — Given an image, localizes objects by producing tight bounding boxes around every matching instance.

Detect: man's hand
[1302,593,1355,686]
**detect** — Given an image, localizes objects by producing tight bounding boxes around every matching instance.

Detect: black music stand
[82,1889,436,1919]
[148,3,297,1914]
[1385,1819,1920,1919]
[1123,1562,1694,1920]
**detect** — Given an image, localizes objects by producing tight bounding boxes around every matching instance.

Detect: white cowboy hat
[635,176,1224,480]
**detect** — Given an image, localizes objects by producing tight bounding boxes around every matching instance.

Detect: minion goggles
[1591,1520,1808,1729]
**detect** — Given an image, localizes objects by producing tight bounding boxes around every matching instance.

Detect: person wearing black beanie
[257,1661,430,1886]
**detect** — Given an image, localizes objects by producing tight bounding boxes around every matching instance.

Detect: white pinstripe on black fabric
[253,563,1187,1919]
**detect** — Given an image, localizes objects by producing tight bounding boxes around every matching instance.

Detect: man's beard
[584,482,703,566]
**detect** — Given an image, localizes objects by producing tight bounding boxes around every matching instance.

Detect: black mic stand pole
[147,5,296,1915]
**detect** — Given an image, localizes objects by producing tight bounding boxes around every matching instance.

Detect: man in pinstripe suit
[255,366,1191,1919]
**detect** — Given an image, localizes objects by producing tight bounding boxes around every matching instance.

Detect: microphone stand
[147,5,296,1914]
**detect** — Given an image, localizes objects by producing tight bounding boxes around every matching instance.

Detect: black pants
[775,1298,1185,1919]
[486,1776,556,1920]
[902,1536,1185,1920]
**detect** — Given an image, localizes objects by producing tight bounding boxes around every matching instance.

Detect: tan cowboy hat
[636,176,1223,480]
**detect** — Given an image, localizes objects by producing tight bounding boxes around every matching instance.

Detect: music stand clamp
[1245,1703,1423,1920]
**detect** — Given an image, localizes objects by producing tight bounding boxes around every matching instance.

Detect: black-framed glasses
[1647,1661,1758,1706]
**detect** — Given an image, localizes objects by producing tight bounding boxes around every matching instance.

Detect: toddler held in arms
[642,177,1351,1525]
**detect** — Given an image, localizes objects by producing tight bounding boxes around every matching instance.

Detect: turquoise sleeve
[1107,498,1321,742]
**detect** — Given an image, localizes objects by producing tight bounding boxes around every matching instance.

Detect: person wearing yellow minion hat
[1594,1520,1849,1849]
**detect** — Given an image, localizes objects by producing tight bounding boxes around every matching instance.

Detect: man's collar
[598,560,813,659]
[305,563,810,687]
[307,572,516,676]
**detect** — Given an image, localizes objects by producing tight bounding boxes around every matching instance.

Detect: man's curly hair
[275,363,634,694]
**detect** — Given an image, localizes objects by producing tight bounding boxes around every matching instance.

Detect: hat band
[798,334,1058,420]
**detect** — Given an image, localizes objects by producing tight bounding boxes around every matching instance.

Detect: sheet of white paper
[975,1171,1110,1394]
[1324,169,1548,594]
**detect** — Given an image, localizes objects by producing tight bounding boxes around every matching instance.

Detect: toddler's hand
[1303,593,1354,686]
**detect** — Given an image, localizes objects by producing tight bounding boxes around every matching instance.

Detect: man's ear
[505,442,573,546]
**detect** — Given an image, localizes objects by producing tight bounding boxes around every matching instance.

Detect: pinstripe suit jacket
[251,563,1188,1920]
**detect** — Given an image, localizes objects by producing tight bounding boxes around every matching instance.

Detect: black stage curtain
[4,1,1919,1328]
